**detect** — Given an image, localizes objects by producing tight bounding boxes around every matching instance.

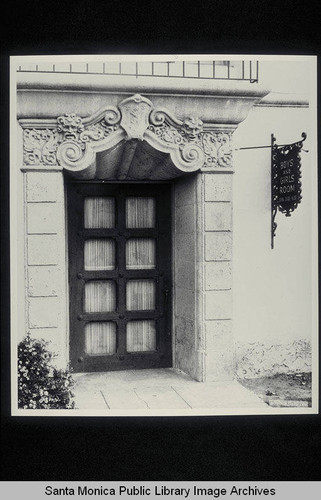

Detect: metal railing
[17,60,259,83]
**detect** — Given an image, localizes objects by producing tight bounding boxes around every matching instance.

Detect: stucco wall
[236,339,312,379]
[233,104,316,377]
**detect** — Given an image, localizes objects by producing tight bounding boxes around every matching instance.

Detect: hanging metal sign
[271,132,306,249]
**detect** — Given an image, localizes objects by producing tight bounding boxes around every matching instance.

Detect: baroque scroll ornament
[22,94,233,171]
[23,109,121,167]
[148,110,233,168]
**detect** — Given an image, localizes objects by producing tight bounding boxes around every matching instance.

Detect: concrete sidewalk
[72,368,268,411]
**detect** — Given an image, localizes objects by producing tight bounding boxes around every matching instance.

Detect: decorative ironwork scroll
[271,132,306,249]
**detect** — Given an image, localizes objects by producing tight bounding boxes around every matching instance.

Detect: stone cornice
[17,71,270,98]
[20,94,237,176]
[256,92,309,108]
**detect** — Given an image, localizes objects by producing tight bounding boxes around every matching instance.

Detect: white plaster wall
[233,104,316,351]
[259,58,314,96]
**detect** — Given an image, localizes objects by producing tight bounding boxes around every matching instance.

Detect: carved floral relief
[23,110,121,167]
[23,129,60,166]
[148,110,233,168]
[22,94,234,172]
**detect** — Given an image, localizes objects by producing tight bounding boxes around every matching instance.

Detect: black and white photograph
[9,54,318,417]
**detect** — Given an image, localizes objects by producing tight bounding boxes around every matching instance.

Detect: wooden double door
[67,182,172,372]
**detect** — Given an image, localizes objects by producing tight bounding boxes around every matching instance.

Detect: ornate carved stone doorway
[20,91,260,381]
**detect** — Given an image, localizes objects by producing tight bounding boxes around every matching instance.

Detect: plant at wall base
[18,336,75,409]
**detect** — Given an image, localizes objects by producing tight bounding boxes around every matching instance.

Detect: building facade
[11,56,316,385]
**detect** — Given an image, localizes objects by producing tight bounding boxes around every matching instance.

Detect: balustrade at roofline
[16,59,259,82]
[18,91,269,180]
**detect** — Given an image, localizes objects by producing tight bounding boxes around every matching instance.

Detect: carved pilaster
[23,129,60,166]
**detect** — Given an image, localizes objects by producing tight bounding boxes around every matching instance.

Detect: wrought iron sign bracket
[271,134,278,249]
[271,132,307,249]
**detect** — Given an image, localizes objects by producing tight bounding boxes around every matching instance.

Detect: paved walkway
[72,368,268,412]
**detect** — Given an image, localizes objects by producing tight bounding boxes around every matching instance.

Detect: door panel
[125,238,156,269]
[126,320,157,352]
[84,239,116,270]
[126,279,156,311]
[84,280,117,312]
[125,197,156,228]
[85,322,117,355]
[67,182,172,372]
[84,197,115,228]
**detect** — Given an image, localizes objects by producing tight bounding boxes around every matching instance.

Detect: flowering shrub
[18,336,75,409]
